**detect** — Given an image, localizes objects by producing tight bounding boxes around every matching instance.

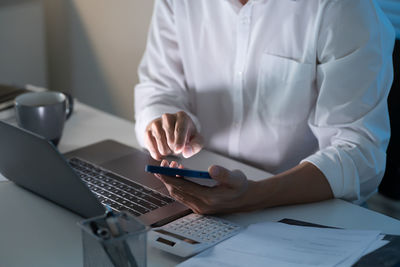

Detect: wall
[0,0,47,87]
[42,0,154,121]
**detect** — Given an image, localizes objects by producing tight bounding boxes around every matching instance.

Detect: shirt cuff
[300,146,360,202]
[135,105,201,148]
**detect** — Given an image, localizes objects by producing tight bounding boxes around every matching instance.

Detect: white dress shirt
[135,0,395,204]
[377,0,400,38]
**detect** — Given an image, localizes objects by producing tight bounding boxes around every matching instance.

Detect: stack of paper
[178,222,388,267]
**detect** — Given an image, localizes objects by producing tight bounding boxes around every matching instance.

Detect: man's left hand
[154,160,250,214]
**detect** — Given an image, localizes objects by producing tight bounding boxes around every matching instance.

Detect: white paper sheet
[178,222,382,267]
[336,234,389,267]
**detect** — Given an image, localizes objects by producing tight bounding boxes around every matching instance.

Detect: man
[134,0,395,214]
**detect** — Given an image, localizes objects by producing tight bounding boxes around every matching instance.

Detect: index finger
[161,113,176,150]
[174,113,190,152]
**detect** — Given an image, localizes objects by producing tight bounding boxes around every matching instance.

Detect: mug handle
[63,92,74,120]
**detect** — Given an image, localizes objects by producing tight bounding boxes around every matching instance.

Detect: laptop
[0,120,191,227]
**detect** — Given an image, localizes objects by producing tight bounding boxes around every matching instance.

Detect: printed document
[178,222,385,267]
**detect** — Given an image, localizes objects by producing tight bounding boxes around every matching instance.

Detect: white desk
[1,102,400,267]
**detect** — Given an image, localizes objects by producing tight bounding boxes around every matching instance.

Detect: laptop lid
[0,121,105,218]
[0,121,190,226]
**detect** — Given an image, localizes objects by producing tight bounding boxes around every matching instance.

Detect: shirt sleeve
[134,0,200,148]
[301,0,395,203]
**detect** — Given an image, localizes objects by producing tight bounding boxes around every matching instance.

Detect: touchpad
[100,151,165,190]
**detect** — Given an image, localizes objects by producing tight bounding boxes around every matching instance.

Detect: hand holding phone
[145,165,218,187]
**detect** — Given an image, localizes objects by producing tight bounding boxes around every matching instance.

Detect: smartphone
[145,165,218,187]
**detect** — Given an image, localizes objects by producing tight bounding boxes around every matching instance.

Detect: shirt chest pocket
[256,53,316,125]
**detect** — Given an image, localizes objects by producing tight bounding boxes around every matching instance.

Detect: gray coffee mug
[14,91,74,146]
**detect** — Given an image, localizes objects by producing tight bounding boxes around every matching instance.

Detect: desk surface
[1,102,400,267]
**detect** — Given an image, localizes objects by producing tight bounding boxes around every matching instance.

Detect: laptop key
[112,188,123,195]
[97,175,107,181]
[135,198,150,206]
[90,180,99,185]
[152,192,174,203]
[91,187,100,192]
[102,199,112,205]
[131,190,141,196]
[125,193,160,210]
[109,202,123,211]
[118,184,128,190]
[137,187,152,194]
[124,187,133,193]
[110,196,121,202]
[93,174,103,179]
[126,194,142,203]
[140,195,166,207]
[141,201,161,210]
[127,202,150,214]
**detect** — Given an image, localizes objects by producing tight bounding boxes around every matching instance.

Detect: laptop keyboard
[68,157,174,216]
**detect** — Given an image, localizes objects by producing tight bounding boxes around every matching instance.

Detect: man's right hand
[145,111,203,160]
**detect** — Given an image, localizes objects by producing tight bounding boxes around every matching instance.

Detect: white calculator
[148,213,242,257]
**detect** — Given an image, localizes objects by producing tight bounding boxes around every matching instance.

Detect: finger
[209,165,247,190]
[161,113,176,150]
[152,160,168,180]
[157,173,208,195]
[174,112,190,152]
[208,165,244,187]
[169,161,182,177]
[151,122,172,156]
[145,130,162,160]
[182,133,204,158]
[208,165,230,183]
[161,159,169,167]
[155,161,214,197]
[169,161,179,168]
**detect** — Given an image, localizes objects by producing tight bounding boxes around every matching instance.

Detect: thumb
[208,165,230,185]
[182,133,203,158]
[208,165,246,188]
